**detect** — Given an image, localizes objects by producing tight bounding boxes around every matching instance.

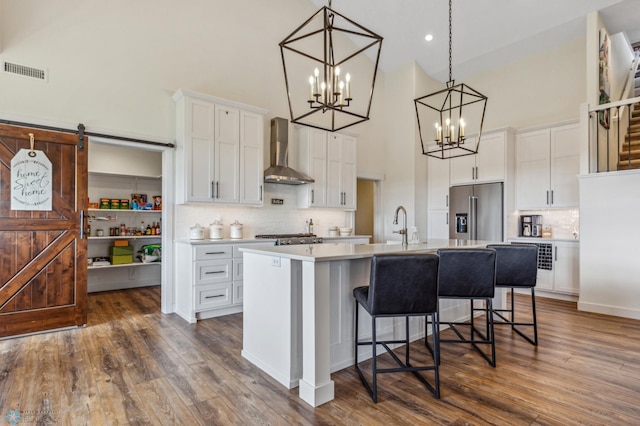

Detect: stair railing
[588,95,640,173]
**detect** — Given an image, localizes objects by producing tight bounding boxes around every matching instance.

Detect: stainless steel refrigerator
[449,182,503,241]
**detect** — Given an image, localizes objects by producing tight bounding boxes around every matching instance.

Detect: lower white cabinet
[175,240,272,322]
[510,239,579,297]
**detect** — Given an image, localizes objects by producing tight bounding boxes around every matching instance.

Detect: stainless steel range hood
[264,117,314,185]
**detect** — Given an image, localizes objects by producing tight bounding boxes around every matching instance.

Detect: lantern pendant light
[414,0,487,159]
[279,0,383,132]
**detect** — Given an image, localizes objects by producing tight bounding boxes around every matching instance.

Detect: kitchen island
[240,239,499,407]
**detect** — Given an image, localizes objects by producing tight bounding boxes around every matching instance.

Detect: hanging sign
[11,133,53,211]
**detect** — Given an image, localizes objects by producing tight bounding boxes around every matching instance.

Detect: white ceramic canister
[209,220,223,239]
[230,220,243,239]
[189,223,204,240]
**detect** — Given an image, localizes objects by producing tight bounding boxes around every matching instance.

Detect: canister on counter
[120,199,130,210]
[100,198,110,209]
[110,199,120,210]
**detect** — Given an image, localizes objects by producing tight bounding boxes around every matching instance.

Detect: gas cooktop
[254,233,323,245]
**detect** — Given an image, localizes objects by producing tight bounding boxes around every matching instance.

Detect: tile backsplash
[517,209,580,240]
[174,183,352,240]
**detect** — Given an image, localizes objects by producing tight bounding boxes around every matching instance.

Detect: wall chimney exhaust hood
[264,117,314,185]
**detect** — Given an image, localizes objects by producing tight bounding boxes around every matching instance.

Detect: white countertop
[175,235,371,245]
[508,237,580,243]
[175,238,277,245]
[240,239,498,262]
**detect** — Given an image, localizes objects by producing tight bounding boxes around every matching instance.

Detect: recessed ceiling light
[425,34,433,42]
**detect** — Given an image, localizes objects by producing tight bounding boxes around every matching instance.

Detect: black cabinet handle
[205,294,224,299]
[205,251,227,255]
[205,270,225,275]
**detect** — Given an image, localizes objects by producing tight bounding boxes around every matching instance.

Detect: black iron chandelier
[279,0,383,132]
[414,0,487,159]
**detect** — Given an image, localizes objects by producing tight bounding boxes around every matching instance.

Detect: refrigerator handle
[469,196,478,240]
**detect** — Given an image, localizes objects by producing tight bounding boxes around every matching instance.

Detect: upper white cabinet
[297,127,357,210]
[515,122,579,210]
[297,127,328,208]
[427,155,450,210]
[449,130,510,185]
[174,89,267,205]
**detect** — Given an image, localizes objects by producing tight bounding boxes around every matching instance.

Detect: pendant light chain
[448,0,453,82]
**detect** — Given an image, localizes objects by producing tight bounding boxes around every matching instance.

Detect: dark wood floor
[1,286,639,425]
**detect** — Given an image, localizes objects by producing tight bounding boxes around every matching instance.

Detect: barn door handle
[80,210,85,239]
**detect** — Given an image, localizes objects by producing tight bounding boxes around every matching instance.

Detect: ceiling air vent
[2,61,48,82]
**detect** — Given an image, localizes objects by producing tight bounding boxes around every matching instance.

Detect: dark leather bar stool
[432,248,497,367]
[353,253,440,403]
[486,244,539,345]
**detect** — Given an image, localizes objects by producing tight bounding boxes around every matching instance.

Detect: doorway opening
[88,137,175,315]
[355,176,383,243]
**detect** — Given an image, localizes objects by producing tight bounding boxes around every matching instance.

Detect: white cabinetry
[550,241,579,295]
[510,239,579,297]
[174,89,267,205]
[297,127,357,209]
[450,130,508,185]
[427,156,450,239]
[515,122,579,209]
[87,173,162,293]
[175,241,273,323]
[297,128,328,207]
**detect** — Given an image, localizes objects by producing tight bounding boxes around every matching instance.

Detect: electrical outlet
[271,257,281,267]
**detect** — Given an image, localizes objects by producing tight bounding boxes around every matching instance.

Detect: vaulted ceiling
[308,0,640,81]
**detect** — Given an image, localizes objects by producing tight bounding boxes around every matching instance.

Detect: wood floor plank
[2,287,640,425]
[189,396,245,426]
[0,336,27,415]
[56,328,107,425]
[83,306,154,425]
[136,377,200,425]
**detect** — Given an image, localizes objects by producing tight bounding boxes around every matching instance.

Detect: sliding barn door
[0,123,88,338]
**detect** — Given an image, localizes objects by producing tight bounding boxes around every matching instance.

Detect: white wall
[464,38,586,129]
[578,171,640,320]
[381,62,418,241]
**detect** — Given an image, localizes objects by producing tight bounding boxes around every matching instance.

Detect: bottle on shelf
[309,218,314,234]
[146,224,152,235]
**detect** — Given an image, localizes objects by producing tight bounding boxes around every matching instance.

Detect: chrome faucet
[393,205,408,246]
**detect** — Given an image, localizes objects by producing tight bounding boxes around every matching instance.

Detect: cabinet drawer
[195,245,233,260]
[195,282,232,310]
[196,259,232,284]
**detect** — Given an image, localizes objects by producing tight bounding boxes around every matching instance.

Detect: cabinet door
[475,132,505,182]
[308,129,328,207]
[428,156,450,210]
[427,209,449,239]
[339,135,357,209]
[327,134,343,207]
[449,152,476,185]
[297,128,328,207]
[553,242,579,294]
[214,105,240,204]
[516,129,551,209]
[239,111,264,205]
[550,124,579,208]
[185,99,216,202]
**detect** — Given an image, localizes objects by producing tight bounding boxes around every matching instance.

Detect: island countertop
[239,238,497,262]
